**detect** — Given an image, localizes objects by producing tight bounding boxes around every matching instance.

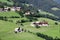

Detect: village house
[11,7,21,11]
[15,7,21,11]
[0,8,3,12]
[4,7,10,11]
[11,7,16,11]
[0,7,21,12]
[24,11,31,15]
[31,21,48,27]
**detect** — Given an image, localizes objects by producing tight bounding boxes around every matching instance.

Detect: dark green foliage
[35,25,40,28]
[55,22,58,25]
[8,8,11,11]
[21,19,27,23]
[36,33,60,40]
[54,37,60,40]
[24,29,27,32]
[0,16,3,20]
[0,2,4,8]
[10,16,20,18]
[29,19,33,22]
[8,20,13,22]
[7,0,11,2]
[0,16,8,21]
[3,16,8,21]
[16,10,24,17]
[36,33,53,40]
[0,2,13,7]
[20,23,24,26]
[16,20,21,24]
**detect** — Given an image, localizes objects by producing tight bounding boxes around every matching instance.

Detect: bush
[35,25,40,28]
[10,16,20,18]
[54,36,60,40]
[29,19,33,22]
[36,33,53,40]
[20,19,28,23]
[0,16,8,21]
[8,20,13,22]
[16,20,21,24]
[0,16,3,20]
[55,22,58,25]
[21,20,26,23]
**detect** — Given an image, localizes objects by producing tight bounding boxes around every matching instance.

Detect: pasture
[0,11,60,40]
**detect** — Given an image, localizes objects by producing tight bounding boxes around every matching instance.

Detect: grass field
[0,0,13,5]
[0,11,60,40]
[0,17,60,40]
[0,0,7,2]
[0,11,20,17]
[0,20,44,40]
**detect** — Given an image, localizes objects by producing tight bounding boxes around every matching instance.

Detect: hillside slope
[0,17,60,40]
[53,0,60,4]
[12,0,60,18]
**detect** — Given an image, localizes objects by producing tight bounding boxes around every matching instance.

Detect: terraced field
[0,10,60,40]
[0,11,20,17]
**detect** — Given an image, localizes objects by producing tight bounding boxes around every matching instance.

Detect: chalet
[24,11,31,15]
[0,7,21,12]
[11,7,21,11]
[0,8,3,12]
[31,21,48,27]
[15,7,21,11]
[14,27,23,33]
[11,7,16,11]
[4,7,10,11]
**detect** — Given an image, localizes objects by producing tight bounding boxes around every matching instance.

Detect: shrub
[36,33,53,40]
[8,20,13,22]
[21,19,28,23]
[55,22,58,25]
[10,16,20,18]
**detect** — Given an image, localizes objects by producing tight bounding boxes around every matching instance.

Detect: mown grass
[0,18,60,40]
[0,20,44,40]
[0,11,20,17]
[22,18,60,38]
[0,11,60,40]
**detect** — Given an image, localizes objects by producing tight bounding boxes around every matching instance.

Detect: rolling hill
[53,0,60,4]
[0,0,60,40]
[12,0,60,18]
[0,17,60,40]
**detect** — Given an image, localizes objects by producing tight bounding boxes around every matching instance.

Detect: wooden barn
[31,21,49,27]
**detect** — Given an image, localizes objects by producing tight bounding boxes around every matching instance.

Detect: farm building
[11,7,21,11]
[24,11,31,15]
[31,21,49,27]
[0,7,21,12]
[0,8,3,11]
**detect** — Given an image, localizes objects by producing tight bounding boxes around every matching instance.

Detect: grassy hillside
[13,0,60,18]
[0,20,44,40]
[0,17,60,40]
[0,0,13,6]
[0,0,60,39]
[0,11,20,17]
[0,0,7,2]
[0,11,60,40]
[21,18,60,38]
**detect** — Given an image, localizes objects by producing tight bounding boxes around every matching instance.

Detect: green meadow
[0,0,60,40]
[0,11,60,40]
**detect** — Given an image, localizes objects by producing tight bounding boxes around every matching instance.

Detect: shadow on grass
[0,38,2,40]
